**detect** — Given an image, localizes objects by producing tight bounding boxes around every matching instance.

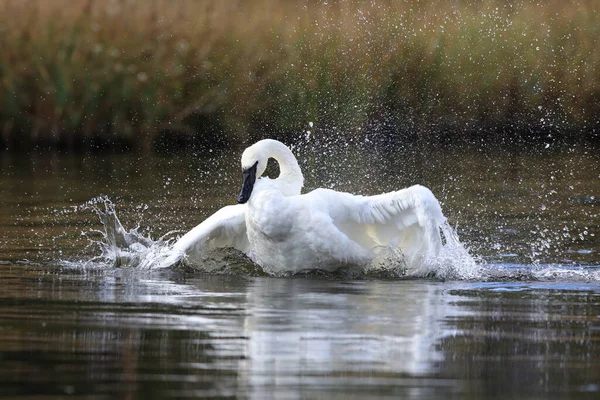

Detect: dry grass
[1,0,599,150]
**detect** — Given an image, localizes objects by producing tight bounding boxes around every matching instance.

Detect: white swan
[163,139,446,275]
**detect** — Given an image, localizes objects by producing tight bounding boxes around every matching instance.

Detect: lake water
[0,141,599,398]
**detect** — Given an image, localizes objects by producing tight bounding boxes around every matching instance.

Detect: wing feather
[306,185,445,265]
[160,204,248,267]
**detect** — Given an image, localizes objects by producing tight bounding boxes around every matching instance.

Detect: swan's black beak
[237,161,258,204]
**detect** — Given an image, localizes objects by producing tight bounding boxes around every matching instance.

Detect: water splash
[72,197,599,282]
[74,197,177,269]
[419,222,485,280]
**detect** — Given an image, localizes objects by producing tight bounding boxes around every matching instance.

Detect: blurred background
[1,0,599,153]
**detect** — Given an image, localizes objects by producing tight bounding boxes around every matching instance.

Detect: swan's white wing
[161,204,249,267]
[306,185,445,267]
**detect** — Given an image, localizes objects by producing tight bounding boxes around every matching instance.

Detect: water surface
[0,143,599,398]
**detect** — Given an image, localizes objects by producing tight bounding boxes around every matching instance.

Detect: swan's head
[236,140,270,204]
[237,139,302,204]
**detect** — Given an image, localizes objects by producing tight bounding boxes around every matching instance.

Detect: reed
[0,0,598,151]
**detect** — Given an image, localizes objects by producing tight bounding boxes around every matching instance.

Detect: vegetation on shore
[1,0,599,152]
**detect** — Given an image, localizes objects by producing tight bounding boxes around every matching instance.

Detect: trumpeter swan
[162,139,446,274]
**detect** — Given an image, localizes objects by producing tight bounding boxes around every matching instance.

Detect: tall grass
[0,0,599,151]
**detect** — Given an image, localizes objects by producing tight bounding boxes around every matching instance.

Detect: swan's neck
[265,142,304,195]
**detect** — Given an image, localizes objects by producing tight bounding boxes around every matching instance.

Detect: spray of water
[67,196,176,270]
[69,197,580,280]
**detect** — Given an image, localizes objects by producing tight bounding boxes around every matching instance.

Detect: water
[0,143,599,398]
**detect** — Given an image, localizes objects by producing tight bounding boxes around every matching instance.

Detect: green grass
[1,0,599,151]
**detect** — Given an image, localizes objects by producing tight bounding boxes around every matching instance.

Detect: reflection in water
[237,279,451,399]
[1,266,598,398]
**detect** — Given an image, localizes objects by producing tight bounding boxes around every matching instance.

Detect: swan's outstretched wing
[307,185,445,267]
[161,204,249,267]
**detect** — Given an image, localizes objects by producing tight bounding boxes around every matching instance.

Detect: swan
[161,139,446,274]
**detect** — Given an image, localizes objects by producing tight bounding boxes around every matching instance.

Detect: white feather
[159,205,249,267]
